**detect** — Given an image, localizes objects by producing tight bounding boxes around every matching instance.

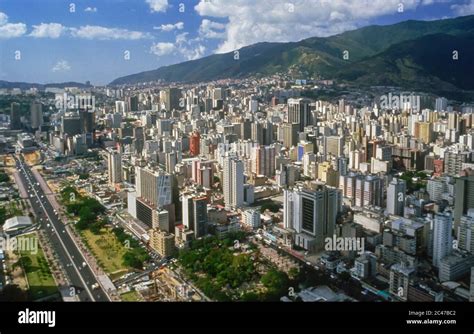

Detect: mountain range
[0,81,91,90]
[110,15,474,95]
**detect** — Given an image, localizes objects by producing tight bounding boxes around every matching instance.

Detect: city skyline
[1,0,473,84]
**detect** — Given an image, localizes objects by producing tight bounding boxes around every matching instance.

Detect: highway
[13,155,110,302]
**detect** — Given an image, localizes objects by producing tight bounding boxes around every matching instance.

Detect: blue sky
[0,0,473,85]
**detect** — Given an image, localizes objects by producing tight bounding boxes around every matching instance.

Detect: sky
[0,0,473,85]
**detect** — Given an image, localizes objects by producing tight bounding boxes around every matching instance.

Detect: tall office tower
[241,118,252,140]
[251,122,264,145]
[127,95,139,112]
[263,120,274,145]
[288,98,311,132]
[160,88,182,111]
[223,156,244,209]
[389,263,415,301]
[252,145,276,177]
[414,121,433,144]
[350,174,383,207]
[30,102,43,130]
[135,166,172,208]
[279,123,299,149]
[454,171,474,230]
[79,109,95,134]
[133,127,145,156]
[435,97,448,112]
[115,101,126,114]
[190,131,200,156]
[284,185,342,252]
[444,151,470,176]
[448,112,459,130]
[182,194,208,238]
[324,136,344,157]
[10,102,21,130]
[433,212,453,268]
[458,209,474,253]
[427,177,449,202]
[61,113,82,137]
[107,149,122,185]
[387,178,406,216]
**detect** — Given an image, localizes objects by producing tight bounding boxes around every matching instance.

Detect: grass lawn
[120,290,142,302]
[81,228,129,277]
[18,234,59,300]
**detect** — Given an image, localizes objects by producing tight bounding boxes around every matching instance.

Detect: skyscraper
[458,209,474,253]
[107,149,122,185]
[325,136,344,157]
[30,102,43,130]
[10,102,21,130]
[135,166,172,208]
[432,212,453,268]
[387,178,406,216]
[182,195,208,238]
[223,156,244,209]
[454,171,474,231]
[288,98,311,132]
[284,185,341,252]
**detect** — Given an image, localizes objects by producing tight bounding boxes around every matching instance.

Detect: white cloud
[156,22,184,31]
[176,32,189,44]
[146,0,169,13]
[150,42,176,56]
[199,19,226,39]
[52,60,71,72]
[451,0,474,15]
[30,23,66,38]
[0,12,8,25]
[0,23,27,39]
[0,11,27,39]
[70,25,151,40]
[84,7,98,12]
[194,0,446,53]
[179,44,206,60]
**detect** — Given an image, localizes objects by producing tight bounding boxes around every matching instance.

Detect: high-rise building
[190,131,200,156]
[252,145,276,177]
[435,97,448,112]
[284,185,341,252]
[444,151,471,176]
[107,149,122,185]
[160,88,182,111]
[135,166,172,208]
[149,229,176,257]
[458,209,474,253]
[182,194,208,238]
[414,121,433,144]
[454,171,474,231]
[288,98,311,132]
[279,123,299,149]
[30,102,43,129]
[242,209,261,229]
[432,212,453,268]
[387,178,406,216]
[389,263,415,301]
[325,136,344,157]
[10,102,21,130]
[223,156,244,209]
